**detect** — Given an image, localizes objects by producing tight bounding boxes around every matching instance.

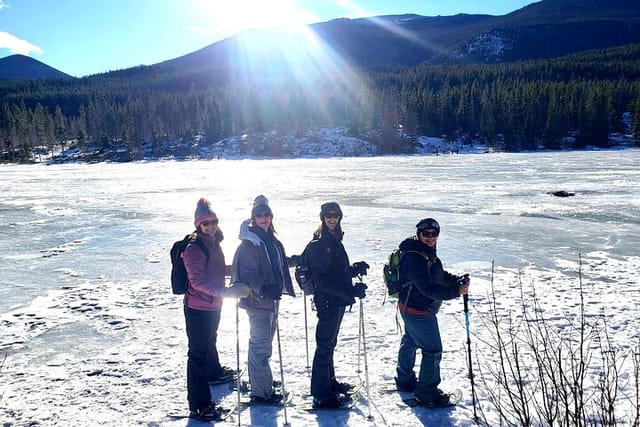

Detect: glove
[350,261,370,277]
[457,274,470,296]
[295,265,314,295]
[260,285,282,300]
[289,254,302,267]
[350,282,367,299]
[222,282,251,299]
[457,274,470,286]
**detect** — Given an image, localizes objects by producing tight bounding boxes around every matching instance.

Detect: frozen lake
[1,150,639,425]
[2,151,638,311]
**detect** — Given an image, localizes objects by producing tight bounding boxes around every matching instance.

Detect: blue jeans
[184,306,222,411]
[246,306,278,399]
[396,310,443,399]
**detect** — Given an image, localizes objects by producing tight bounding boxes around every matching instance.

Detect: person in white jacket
[231,195,296,405]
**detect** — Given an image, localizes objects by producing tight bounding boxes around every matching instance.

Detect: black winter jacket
[305,228,355,308]
[398,236,460,313]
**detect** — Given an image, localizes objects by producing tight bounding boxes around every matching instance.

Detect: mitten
[351,282,368,299]
[223,282,251,299]
[288,254,302,267]
[350,261,370,277]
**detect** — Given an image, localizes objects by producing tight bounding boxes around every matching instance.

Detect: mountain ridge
[154,0,640,73]
[2,0,640,80]
[0,54,71,80]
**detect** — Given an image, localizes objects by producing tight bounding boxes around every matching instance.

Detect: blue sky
[0,0,535,77]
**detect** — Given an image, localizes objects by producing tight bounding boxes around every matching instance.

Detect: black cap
[320,202,343,220]
[416,218,440,233]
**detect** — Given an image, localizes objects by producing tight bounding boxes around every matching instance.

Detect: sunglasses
[254,212,272,219]
[201,219,218,227]
[419,229,439,238]
[323,212,340,219]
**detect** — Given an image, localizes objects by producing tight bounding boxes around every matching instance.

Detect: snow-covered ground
[1,151,638,426]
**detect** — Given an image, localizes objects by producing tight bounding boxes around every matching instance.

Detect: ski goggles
[419,229,439,238]
[201,219,218,227]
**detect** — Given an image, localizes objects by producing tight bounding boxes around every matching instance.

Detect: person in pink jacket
[182,197,249,421]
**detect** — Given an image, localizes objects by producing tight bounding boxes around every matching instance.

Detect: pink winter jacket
[183,232,226,311]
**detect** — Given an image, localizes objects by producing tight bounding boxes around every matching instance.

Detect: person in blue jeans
[395,218,470,408]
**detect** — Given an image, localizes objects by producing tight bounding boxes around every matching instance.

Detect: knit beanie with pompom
[194,197,217,228]
[251,194,272,217]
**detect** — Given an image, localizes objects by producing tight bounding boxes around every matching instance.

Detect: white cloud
[0,0,7,10]
[0,31,43,55]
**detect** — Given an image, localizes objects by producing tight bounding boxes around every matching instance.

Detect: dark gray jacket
[232,219,295,311]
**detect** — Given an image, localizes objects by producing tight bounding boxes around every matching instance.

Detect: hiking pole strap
[463,294,471,342]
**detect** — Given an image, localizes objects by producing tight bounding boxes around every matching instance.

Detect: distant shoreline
[6,129,640,165]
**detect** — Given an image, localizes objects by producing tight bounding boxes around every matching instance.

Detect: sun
[193,0,320,38]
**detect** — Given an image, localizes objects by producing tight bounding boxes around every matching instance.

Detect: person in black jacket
[395,218,470,408]
[304,202,369,408]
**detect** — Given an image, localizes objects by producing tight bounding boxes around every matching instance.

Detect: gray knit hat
[194,197,217,228]
[251,194,272,217]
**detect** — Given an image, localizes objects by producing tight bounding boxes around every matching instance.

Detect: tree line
[1,44,640,161]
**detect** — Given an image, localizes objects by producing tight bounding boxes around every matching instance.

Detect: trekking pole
[357,305,363,374]
[463,291,478,421]
[304,294,310,369]
[358,294,373,421]
[235,297,241,427]
[274,300,290,427]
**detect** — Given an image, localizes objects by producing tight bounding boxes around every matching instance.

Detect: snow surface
[0,150,639,426]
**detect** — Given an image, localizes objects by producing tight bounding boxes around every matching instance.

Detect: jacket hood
[399,235,437,256]
[238,219,262,246]
[399,236,425,252]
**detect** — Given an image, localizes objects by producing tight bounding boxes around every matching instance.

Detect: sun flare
[194,0,320,37]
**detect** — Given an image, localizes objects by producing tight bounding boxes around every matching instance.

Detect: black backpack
[170,233,209,295]
[294,242,315,295]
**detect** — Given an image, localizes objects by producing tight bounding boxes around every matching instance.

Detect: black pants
[311,303,346,399]
[184,305,222,411]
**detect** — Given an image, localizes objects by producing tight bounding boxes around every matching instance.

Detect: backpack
[170,232,209,295]
[383,249,430,298]
[383,249,404,298]
[294,242,315,295]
